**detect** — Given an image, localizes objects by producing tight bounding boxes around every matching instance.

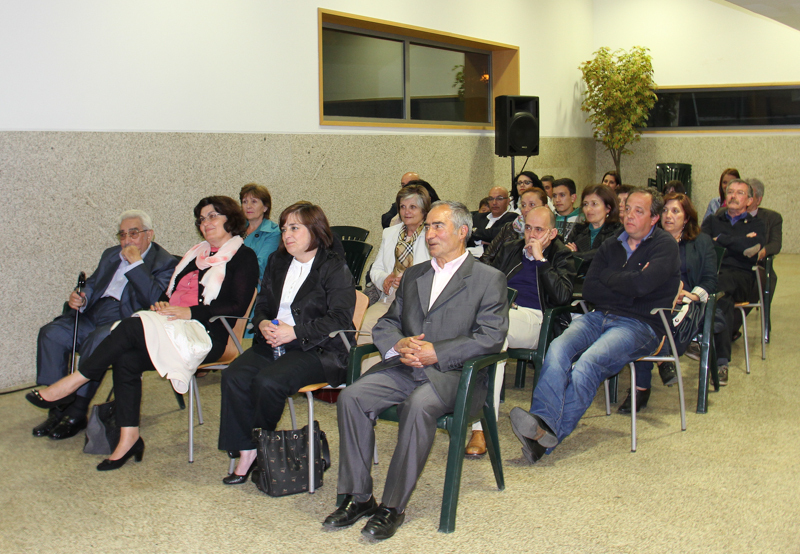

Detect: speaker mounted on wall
[494,95,539,157]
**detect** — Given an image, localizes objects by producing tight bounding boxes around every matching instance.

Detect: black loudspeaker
[494,95,539,157]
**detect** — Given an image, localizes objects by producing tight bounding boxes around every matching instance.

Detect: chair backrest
[211,289,258,366]
[341,240,373,285]
[507,287,518,305]
[353,290,369,331]
[713,245,725,275]
[332,226,370,242]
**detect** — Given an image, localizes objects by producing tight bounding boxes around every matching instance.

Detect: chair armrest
[571,299,590,314]
[445,352,507,432]
[208,315,252,355]
[533,306,573,369]
[347,343,380,385]
[327,329,373,352]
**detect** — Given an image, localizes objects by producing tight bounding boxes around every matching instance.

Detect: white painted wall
[0,0,595,137]
[592,0,800,86]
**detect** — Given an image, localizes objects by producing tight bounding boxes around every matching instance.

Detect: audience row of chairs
[173,224,773,532]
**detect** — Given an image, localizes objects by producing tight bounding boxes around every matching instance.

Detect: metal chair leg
[288,396,298,429]
[738,307,751,374]
[630,363,636,453]
[306,391,316,494]
[188,378,195,463]
[604,379,611,416]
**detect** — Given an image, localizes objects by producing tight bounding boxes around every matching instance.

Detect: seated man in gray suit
[323,201,509,541]
[33,210,176,440]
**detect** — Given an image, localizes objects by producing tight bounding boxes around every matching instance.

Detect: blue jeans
[530,311,659,443]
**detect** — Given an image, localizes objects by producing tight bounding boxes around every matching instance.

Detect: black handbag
[252,421,330,497]
[672,300,705,355]
[83,399,120,455]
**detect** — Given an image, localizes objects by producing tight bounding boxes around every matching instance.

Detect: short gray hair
[430,200,472,242]
[746,178,764,200]
[726,178,753,198]
[118,209,153,231]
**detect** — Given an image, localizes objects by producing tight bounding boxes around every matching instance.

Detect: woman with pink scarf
[26,196,259,471]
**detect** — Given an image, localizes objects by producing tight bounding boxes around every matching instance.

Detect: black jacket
[583,226,680,335]
[490,237,576,332]
[569,221,622,267]
[470,211,518,246]
[701,210,766,272]
[164,245,259,362]
[252,246,356,387]
[683,232,717,296]
[480,219,522,266]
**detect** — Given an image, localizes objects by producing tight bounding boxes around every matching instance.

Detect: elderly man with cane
[31,210,176,440]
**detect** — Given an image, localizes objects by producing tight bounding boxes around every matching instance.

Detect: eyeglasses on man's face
[116,228,149,241]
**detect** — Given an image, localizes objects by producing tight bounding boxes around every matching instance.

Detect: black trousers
[218,343,326,452]
[715,267,755,362]
[78,317,223,427]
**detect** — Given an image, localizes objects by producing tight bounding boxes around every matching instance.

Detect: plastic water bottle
[271,319,285,359]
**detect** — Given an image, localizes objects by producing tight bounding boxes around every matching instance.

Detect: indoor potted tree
[579,46,657,181]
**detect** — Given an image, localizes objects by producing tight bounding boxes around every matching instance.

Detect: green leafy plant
[452,64,465,101]
[579,46,657,179]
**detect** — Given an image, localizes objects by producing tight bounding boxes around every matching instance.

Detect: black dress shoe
[222,461,255,485]
[48,415,88,440]
[97,437,145,471]
[26,389,76,410]
[323,495,378,529]
[618,388,651,414]
[32,413,61,437]
[658,362,678,386]
[361,504,405,541]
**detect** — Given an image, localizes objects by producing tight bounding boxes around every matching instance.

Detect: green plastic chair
[331,225,370,242]
[340,239,373,287]
[343,343,507,533]
[507,305,574,390]
[696,245,725,412]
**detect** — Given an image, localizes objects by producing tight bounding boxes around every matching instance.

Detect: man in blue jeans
[510,187,680,463]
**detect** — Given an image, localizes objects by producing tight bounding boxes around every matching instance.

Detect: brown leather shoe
[465,430,486,458]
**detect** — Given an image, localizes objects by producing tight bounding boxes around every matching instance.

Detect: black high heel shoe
[97,437,145,471]
[26,389,77,410]
[222,458,256,485]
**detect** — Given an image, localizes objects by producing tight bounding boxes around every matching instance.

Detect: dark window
[322,26,492,125]
[647,86,800,129]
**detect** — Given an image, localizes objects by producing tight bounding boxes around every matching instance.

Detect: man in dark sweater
[701,178,766,385]
[510,187,680,463]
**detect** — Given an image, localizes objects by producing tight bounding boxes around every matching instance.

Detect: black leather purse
[252,421,330,497]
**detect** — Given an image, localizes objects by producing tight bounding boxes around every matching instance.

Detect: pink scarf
[167,236,243,306]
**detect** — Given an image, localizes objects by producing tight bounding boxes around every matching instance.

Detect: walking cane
[69,271,86,374]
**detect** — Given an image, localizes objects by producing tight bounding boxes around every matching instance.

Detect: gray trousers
[336,367,451,512]
[36,297,121,400]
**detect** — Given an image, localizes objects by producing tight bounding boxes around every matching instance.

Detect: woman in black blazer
[218,202,356,485]
[565,184,622,271]
[26,196,259,469]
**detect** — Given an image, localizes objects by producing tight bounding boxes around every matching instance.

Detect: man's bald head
[488,186,510,217]
[401,172,420,187]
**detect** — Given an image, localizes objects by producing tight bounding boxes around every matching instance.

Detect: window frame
[318,9,519,131]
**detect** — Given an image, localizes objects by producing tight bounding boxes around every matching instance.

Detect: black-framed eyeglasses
[516,180,534,186]
[116,229,149,241]
[195,212,224,226]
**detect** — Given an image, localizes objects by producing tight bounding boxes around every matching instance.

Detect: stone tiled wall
[594,134,799,251]
[0,131,594,390]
